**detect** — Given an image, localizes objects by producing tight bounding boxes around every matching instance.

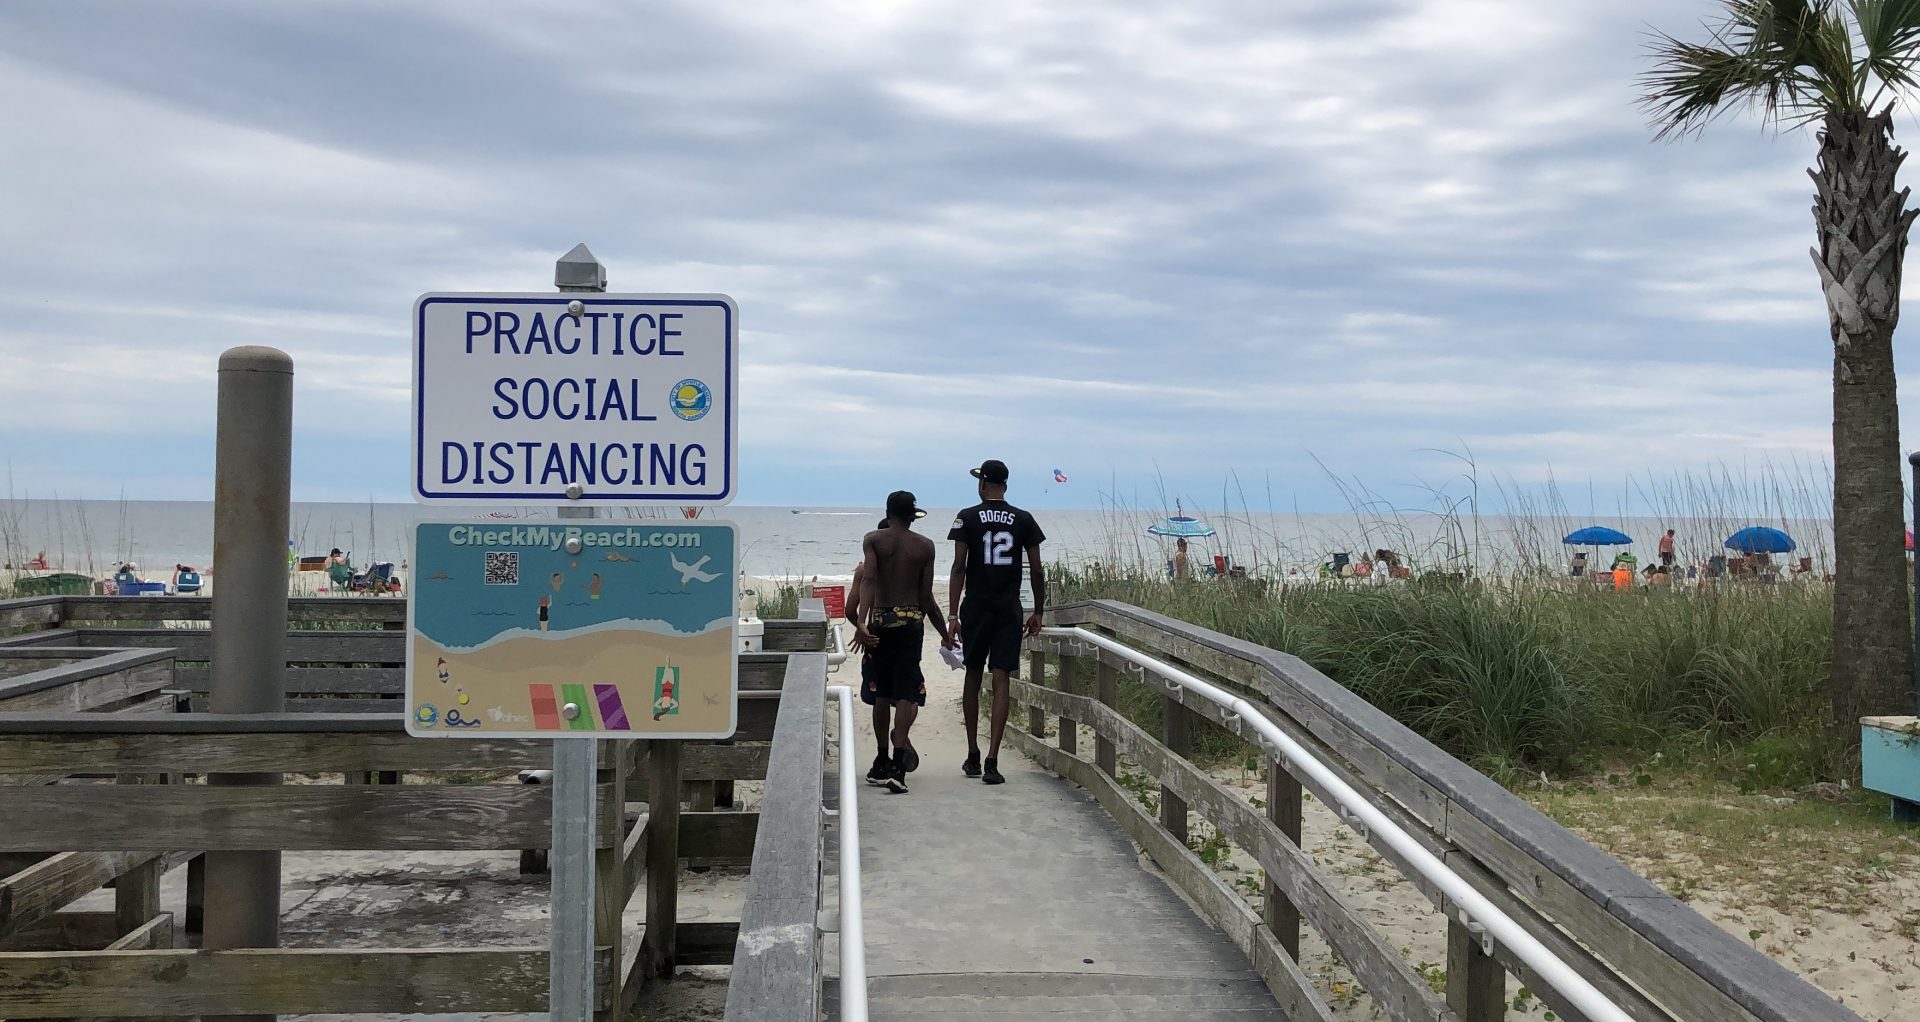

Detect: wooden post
[1026,648,1046,738]
[114,774,162,939]
[640,739,681,982]
[712,738,735,808]
[592,742,627,1022]
[1446,918,1505,1022]
[1094,658,1116,776]
[1057,654,1078,756]
[1160,693,1189,844]
[1262,758,1303,959]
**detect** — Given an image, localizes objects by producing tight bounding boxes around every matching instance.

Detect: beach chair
[326,558,355,592]
[352,561,399,594]
[171,566,203,594]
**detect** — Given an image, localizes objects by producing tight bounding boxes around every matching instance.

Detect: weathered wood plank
[58,595,407,626]
[1009,730,1336,1022]
[0,852,165,938]
[1015,679,1458,1022]
[1446,919,1504,1022]
[0,652,176,712]
[623,812,650,900]
[113,777,162,939]
[1094,655,1117,776]
[0,910,120,951]
[594,751,628,1022]
[104,911,173,951]
[763,620,828,652]
[172,666,404,695]
[0,730,566,773]
[0,946,612,1016]
[1266,754,1303,960]
[0,783,617,852]
[640,740,682,983]
[0,628,78,648]
[73,628,405,663]
[0,597,63,631]
[681,811,759,860]
[725,653,827,1021]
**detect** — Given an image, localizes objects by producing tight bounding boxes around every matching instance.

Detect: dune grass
[1054,568,1844,786]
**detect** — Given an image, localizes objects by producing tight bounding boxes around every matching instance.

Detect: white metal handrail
[825,685,869,1022]
[1040,626,1633,1022]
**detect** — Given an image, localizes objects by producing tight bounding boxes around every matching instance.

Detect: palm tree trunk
[1811,108,1918,737]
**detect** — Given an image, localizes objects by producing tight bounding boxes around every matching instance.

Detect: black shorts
[1659,551,1675,566]
[860,618,926,706]
[961,600,1025,673]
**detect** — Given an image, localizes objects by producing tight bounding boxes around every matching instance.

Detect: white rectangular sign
[411,292,738,504]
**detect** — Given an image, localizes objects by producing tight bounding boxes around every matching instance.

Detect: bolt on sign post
[406,247,739,1022]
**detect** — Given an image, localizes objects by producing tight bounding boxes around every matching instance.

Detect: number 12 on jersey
[983,531,1015,565]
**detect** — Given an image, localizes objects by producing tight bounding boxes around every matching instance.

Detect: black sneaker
[982,757,1005,785]
[896,743,919,774]
[962,751,981,778]
[866,755,891,787]
[883,762,909,794]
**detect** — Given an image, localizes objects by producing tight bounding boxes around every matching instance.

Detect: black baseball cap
[970,459,1010,484]
[885,490,926,520]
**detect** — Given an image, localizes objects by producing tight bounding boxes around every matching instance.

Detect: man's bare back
[862,526,936,612]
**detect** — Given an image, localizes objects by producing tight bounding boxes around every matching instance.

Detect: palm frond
[1851,0,1920,90]
[1641,0,1857,137]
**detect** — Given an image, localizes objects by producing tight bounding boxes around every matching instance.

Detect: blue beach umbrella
[1562,526,1632,546]
[1724,526,1795,554]
[1148,500,1216,538]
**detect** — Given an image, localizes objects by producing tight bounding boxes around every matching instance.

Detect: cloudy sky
[0,0,1887,513]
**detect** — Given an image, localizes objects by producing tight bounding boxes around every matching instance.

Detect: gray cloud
[0,0,1880,511]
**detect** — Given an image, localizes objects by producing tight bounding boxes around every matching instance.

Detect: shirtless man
[852,491,953,793]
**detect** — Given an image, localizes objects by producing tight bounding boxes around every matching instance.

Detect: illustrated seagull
[670,552,721,588]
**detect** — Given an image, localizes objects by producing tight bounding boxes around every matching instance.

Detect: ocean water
[0,498,1837,581]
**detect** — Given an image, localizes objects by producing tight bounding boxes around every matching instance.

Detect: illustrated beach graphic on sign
[405,520,738,739]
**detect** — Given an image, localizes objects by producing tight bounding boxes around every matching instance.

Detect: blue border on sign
[414,297,735,502]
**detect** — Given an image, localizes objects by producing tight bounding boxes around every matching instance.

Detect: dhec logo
[414,704,440,729]
[670,379,712,421]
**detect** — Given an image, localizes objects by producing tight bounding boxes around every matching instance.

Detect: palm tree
[1642,1,1917,736]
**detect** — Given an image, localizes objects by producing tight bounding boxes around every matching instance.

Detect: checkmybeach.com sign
[446,524,704,551]
[411,293,738,505]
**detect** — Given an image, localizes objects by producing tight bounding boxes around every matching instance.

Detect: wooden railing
[1014,600,1861,1022]
[725,650,831,1020]
[0,593,831,1019]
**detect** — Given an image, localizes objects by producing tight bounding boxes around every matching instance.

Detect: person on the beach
[538,594,551,632]
[1658,529,1676,568]
[1172,538,1191,579]
[845,516,887,778]
[855,492,951,794]
[1372,550,1390,585]
[949,459,1046,786]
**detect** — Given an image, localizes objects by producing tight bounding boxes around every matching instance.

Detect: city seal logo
[670,379,712,421]
[414,703,440,729]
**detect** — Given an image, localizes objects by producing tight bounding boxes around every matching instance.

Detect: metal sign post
[551,249,604,1022]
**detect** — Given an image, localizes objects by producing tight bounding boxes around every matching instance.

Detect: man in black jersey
[947,459,1046,785]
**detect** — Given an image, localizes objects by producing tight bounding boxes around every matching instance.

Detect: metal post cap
[217,346,294,374]
[555,243,607,291]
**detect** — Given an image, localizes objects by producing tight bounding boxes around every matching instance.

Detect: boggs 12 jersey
[949,501,1046,605]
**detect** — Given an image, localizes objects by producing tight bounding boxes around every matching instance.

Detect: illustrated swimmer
[652,676,678,721]
[588,573,602,600]
[436,658,450,685]
[550,571,563,592]
[538,594,551,633]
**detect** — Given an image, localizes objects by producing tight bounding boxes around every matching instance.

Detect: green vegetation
[757,582,805,620]
[1055,568,1844,784]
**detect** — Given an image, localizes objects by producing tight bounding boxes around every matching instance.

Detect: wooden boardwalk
[830,727,1286,1020]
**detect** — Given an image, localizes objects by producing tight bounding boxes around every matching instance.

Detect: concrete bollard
[204,346,292,1022]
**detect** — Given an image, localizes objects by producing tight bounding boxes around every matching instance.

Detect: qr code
[482,551,519,586]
